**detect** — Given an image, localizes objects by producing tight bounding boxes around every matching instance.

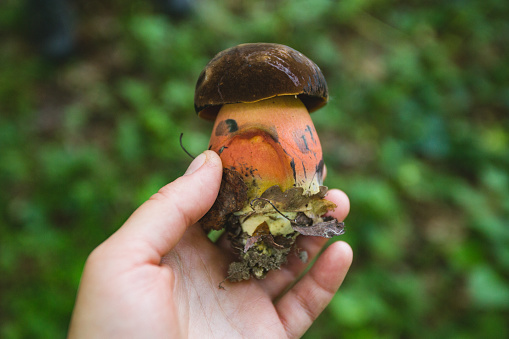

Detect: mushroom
[195,43,345,281]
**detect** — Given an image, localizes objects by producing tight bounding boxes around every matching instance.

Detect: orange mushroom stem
[194,43,345,281]
[209,96,325,236]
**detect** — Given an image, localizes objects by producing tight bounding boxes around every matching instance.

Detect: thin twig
[250,197,295,224]
[179,133,195,159]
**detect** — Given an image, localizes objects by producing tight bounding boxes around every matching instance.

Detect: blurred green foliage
[1,0,508,337]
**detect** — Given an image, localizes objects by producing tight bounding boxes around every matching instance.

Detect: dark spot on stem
[290,158,296,182]
[316,158,324,183]
[215,119,239,136]
[305,125,315,143]
[293,131,311,154]
[226,119,238,132]
[299,135,309,153]
[218,146,228,154]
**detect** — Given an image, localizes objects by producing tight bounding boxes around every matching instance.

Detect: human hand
[68,150,352,338]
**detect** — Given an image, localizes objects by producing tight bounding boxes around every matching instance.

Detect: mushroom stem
[210,96,323,193]
[208,96,324,236]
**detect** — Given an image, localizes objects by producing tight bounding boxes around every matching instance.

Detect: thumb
[107,150,223,263]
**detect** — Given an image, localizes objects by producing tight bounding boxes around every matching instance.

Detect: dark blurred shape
[28,0,76,61]
[27,0,194,62]
[153,0,194,20]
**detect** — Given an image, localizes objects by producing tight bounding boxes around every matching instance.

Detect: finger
[257,188,350,298]
[324,189,350,220]
[276,241,353,339]
[101,151,223,264]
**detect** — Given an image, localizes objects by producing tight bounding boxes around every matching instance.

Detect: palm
[164,225,286,337]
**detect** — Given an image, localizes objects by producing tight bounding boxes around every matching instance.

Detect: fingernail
[184,152,207,176]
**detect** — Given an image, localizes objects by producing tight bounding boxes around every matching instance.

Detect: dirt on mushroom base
[200,167,345,282]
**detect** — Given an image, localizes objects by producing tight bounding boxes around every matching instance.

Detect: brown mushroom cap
[194,43,329,121]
